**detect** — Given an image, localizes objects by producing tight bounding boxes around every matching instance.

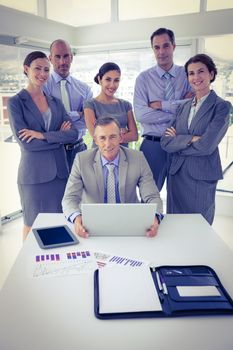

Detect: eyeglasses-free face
[49,42,73,78]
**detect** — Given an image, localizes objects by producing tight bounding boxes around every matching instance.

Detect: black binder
[94,265,233,319]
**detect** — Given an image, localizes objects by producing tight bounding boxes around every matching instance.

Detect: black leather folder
[94,265,233,319]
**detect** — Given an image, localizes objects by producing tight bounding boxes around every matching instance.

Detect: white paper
[99,266,162,314]
[31,251,98,278]
[93,251,149,269]
[177,285,221,297]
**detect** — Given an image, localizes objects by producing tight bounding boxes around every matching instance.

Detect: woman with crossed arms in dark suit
[8,51,79,239]
[161,54,231,224]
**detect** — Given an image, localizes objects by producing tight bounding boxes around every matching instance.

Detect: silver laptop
[81,203,157,236]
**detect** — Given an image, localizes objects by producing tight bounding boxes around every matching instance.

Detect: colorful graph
[93,251,147,269]
[32,251,97,278]
[32,250,148,279]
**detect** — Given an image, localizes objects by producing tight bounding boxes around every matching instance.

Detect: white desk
[0,213,233,350]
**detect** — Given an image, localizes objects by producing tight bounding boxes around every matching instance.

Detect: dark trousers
[66,142,87,172]
[140,138,167,191]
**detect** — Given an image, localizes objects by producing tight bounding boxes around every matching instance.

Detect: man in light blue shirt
[44,39,93,171]
[134,28,193,191]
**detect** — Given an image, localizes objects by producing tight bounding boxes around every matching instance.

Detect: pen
[155,270,168,295]
[159,274,168,295]
[162,282,168,294]
[153,269,164,303]
[155,271,163,291]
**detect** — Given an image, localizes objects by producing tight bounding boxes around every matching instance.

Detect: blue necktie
[163,72,174,100]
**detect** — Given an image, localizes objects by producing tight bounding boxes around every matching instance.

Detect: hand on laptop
[74,211,159,238]
[146,217,159,238]
[74,215,89,238]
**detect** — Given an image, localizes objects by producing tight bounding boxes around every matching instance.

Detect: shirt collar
[192,91,211,106]
[156,64,177,79]
[101,152,120,167]
[51,71,71,84]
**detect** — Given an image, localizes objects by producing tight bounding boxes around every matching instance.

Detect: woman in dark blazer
[8,51,79,239]
[161,54,231,224]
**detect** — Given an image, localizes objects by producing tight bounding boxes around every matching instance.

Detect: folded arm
[161,102,230,156]
[133,79,174,125]
[8,98,79,150]
[120,110,138,143]
[134,76,191,125]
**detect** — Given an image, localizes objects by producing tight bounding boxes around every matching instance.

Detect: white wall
[0,5,233,50]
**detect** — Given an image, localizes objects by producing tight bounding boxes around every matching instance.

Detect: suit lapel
[46,95,57,131]
[189,90,216,132]
[18,89,46,130]
[179,101,192,132]
[93,150,105,202]
[118,148,128,203]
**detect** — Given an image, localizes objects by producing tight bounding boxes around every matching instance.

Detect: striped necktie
[163,72,174,100]
[60,79,70,112]
[106,163,116,203]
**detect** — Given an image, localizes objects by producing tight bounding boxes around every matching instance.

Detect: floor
[0,213,232,291]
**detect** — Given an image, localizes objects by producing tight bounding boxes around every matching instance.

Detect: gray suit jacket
[8,89,79,184]
[62,146,163,218]
[161,90,231,181]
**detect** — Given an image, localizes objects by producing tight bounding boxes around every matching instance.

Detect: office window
[207,0,233,11]
[0,45,47,217]
[46,0,111,27]
[0,43,191,216]
[118,0,200,20]
[204,35,233,192]
[73,45,191,104]
[73,44,191,150]
[0,0,37,14]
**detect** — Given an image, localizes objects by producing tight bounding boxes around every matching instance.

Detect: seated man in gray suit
[62,117,163,238]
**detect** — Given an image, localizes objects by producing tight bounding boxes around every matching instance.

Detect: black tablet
[32,225,79,249]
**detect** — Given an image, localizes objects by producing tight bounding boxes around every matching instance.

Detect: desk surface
[0,213,233,350]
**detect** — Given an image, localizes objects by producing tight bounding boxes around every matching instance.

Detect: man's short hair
[49,39,71,53]
[150,28,175,46]
[94,117,120,131]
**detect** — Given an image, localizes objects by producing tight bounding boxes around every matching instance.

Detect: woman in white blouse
[161,54,231,224]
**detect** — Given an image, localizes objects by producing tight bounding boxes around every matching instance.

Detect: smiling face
[24,58,50,87]
[187,62,214,98]
[98,70,120,98]
[49,41,73,78]
[94,122,123,161]
[152,33,175,71]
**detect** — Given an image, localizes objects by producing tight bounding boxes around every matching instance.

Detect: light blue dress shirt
[44,71,93,139]
[133,64,192,137]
